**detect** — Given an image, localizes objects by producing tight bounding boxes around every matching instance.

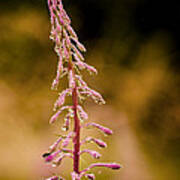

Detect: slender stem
[72,76,80,174]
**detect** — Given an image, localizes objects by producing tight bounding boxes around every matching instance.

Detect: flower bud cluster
[44,0,121,179]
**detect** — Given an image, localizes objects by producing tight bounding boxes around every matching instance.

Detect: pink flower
[54,89,72,110]
[89,163,122,170]
[85,122,113,135]
[50,106,71,124]
[81,137,107,148]
[61,132,74,147]
[80,149,101,159]
[77,105,88,120]
[71,37,86,52]
[49,137,63,152]
[45,0,121,179]
[44,150,61,163]
[52,153,72,167]
[69,70,75,88]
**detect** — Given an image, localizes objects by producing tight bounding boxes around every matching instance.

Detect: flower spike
[44,0,121,179]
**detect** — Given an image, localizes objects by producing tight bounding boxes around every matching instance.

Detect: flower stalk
[43,0,121,179]
[72,85,80,174]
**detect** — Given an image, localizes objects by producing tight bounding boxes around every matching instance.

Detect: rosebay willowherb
[43,0,121,179]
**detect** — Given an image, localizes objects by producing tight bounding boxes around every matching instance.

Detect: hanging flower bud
[49,137,63,153]
[85,122,113,135]
[91,138,107,148]
[70,37,86,52]
[54,89,72,110]
[69,70,75,88]
[44,150,61,163]
[52,153,72,167]
[80,149,101,159]
[81,137,107,148]
[62,132,74,147]
[77,105,88,121]
[50,106,71,124]
[89,163,122,170]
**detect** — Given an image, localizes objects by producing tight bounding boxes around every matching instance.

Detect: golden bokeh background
[0,0,179,180]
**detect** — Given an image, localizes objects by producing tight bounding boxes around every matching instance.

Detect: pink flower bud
[54,89,72,110]
[80,163,121,175]
[89,163,121,170]
[80,149,101,159]
[62,132,74,147]
[75,75,87,87]
[53,153,72,167]
[85,123,113,135]
[77,105,88,120]
[91,138,107,148]
[81,137,107,148]
[71,44,84,61]
[63,29,71,47]
[66,25,78,39]
[52,56,63,90]
[44,150,61,162]
[69,70,75,88]
[49,137,63,152]
[50,106,71,124]
[71,37,86,52]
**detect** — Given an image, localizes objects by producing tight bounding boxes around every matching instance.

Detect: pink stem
[72,74,80,175]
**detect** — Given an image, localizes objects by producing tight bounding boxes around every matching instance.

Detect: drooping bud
[52,153,72,167]
[77,105,88,121]
[89,163,122,170]
[80,149,101,159]
[85,123,113,135]
[61,132,74,147]
[49,137,63,153]
[81,137,107,148]
[50,106,71,124]
[71,44,85,61]
[54,89,72,110]
[66,25,78,39]
[70,37,86,52]
[91,138,107,148]
[69,70,75,88]
[75,75,87,87]
[44,150,61,163]
[80,87,105,105]
[51,56,63,90]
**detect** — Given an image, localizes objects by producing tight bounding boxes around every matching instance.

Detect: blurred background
[0,0,180,179]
